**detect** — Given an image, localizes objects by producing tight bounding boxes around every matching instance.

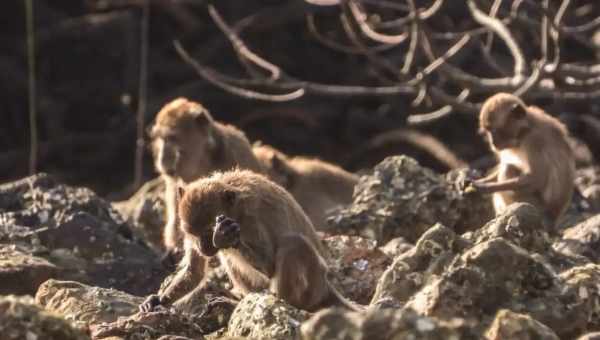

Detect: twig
[25,0,37,175]
[134,0,149,190]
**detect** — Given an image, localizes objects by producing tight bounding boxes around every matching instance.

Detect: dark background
[2,0,599,199]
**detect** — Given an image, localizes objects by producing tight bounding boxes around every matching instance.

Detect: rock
[0,295,89,340]
[35,279,144,327]
[554,214,600,262]
[0,173,166,296]
[90,309,206,340]
[326,156,494,244]
[0,244,59,295]
[467,203,549,253]
[227,292,310,340]
[583,185,600,212]
[484,309,559,340]
[370,224,469,306]
[379,237,413,259]
[301,307,476,340]
[324,235,391,304]
[557,264,600,337]
[112,177,165,253]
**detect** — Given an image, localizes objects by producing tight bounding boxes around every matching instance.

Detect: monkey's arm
[474,166,500,184]
[473,173,534,193]
[236,221,276,277]
[159,239,207,305]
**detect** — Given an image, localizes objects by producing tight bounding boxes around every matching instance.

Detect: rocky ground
[1,155,600,339]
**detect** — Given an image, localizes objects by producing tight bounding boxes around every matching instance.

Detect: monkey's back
[216,169,327,256]
[518,110,575,223]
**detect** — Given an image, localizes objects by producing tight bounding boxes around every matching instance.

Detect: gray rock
[370,224,469,306]
[326,156,493,244]
[0,244,59,295]
[484,309,559,340]
[301,307,476,340]
[227,292,310,340]
[0,173,166,296]
[35,279,144,327]
[113,177,165,253]
[0,295,89,340]
[554,214,600,262]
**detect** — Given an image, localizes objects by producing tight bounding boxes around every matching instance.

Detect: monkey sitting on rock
[466,93,575,228]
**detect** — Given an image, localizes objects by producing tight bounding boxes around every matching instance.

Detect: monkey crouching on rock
[140,169,359,313]
[467,93,575,228]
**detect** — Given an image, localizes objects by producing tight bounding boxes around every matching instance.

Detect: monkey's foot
[213,215,240,249]
[139,294,162,313]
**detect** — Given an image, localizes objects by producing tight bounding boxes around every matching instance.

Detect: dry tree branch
[347,0,408,45]
[400,0,419,75]
[174,40,305,101]
[483,0,503,52]
[208,5,282,80]
[25,0,37,175]
[307,14,394,55]
[467,0,525,79]
[375,0,444,29]
[407,89,470,125]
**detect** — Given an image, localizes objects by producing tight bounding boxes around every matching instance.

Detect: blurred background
[2,0,599,199]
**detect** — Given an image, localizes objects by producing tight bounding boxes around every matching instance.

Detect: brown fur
[149,98,264,254]
[476,93,575,226]
[253,143,358,230]
[173,169,356,312]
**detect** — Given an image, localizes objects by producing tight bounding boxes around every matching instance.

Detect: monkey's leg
[163,178,182,254]
[474,174,534,194]
[270,233,333,311]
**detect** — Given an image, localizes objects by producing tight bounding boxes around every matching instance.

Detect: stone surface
[0,295,89,340]
[326,156,494,244]
[0,173,166,296]
[35,279,144,328]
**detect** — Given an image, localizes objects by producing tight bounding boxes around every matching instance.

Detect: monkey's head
[253,144,295,188]
[149,98,221,182]
[178,173,255,241]
[479,93,530,151]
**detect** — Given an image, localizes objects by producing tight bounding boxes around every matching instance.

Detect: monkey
[139,169,358,313]
[252,143,358,230]
[470,93,575,227]
[148,98,264,264]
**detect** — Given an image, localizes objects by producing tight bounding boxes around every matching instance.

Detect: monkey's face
[149,99,219,182]
[479,95,529,151]
[178,182,252,241]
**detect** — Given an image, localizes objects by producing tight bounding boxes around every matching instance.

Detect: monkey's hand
[139,294,162,313]
[453,169,481,194]
[213,215,240,249]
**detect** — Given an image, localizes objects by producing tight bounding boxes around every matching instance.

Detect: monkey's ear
[511,104,527,120]
[177,186,186,199]
[190,106,214,127]
[223,189,236,206]
[271,155,287,173]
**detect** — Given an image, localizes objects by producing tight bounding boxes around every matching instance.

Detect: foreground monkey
[468,93,575,226]
[139,170,358,312]
[253,143,358,229]
[149,98,264,261]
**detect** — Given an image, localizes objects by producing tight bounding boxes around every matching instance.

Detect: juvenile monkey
[149,98,264,261]
[140,169,357,312]
[253,143,358,229]
[471,93,575,226]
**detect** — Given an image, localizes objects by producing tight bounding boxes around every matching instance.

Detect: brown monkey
[253,143,358,229]
[140,169,357,312]
[472,93,575,226]
[149,98,264,262]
